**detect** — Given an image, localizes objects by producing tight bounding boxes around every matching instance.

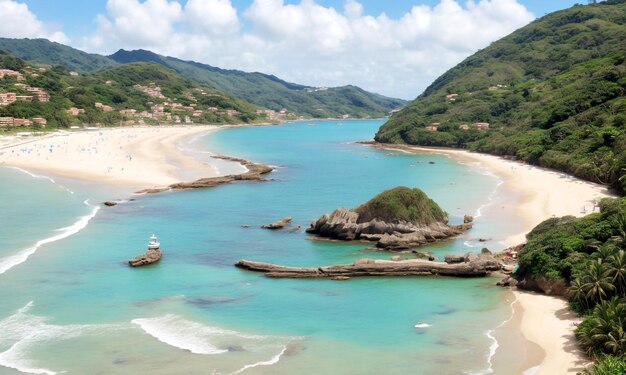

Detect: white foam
[132,315,230,355]
[522,365,540,375]
[468,296,518,375]
[231,346,287,375]
[10,167,56,184]
[0,205,100,275]
[0,302,118,375]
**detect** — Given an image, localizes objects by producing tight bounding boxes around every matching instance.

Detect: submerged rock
[103,201,118,207]
[262,217,292,230]
[306,187,472,250]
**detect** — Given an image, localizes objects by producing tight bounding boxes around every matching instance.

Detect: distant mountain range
[0,38,405,118]
[376,0,626,193]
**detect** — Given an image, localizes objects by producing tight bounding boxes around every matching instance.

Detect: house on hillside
[474,122,490,130]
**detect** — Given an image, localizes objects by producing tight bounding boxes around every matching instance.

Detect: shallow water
[0,120,526,374]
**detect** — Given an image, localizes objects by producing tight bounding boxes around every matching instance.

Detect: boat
[414,323,431,329]
[148,234,160,250]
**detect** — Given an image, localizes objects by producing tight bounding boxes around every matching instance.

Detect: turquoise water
[0,120,524,374]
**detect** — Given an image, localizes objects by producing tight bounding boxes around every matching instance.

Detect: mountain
[0,38,406,118]
[109,49,407,118]
[0,38,118,73]
[0,52,261,128]
[375,0,626,192]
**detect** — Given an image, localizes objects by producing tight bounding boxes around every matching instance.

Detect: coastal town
[0,64,299,130]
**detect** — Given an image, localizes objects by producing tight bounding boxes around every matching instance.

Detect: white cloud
[0,0,69,43]
[186,0,239,35]
[79,0,535,99]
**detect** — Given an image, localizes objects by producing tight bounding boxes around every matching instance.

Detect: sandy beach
[0,126,220,190]
[374,143,611,375]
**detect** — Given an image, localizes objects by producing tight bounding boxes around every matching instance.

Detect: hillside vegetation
[354,186,447,225]
[0,38,405,119]
[0,52,261,128]
[515,197,626,369]
[376,0,626,192]
[109,49,406,118]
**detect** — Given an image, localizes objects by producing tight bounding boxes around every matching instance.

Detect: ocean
[0,120,527,374]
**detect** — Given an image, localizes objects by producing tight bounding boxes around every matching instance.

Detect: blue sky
[0,0,588,98]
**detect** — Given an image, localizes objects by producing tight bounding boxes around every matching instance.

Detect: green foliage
[576,298,626,359]
[109,49,406,118]
[354,186,448,225]
[0,38,117,73]
[375,1,626,192]
[0,53,262,129]
[583,356,626,375]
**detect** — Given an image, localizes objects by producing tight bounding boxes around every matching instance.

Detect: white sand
[515,291,591,374]
[386,145,614,246]
[375,144,612,374]
[0,126,219,190]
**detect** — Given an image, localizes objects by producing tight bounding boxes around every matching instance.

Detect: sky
[0,0,585,99]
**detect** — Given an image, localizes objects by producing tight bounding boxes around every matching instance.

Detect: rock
[332,276,350,281]
[262,217,292,230]
[128,249,162,267]
[444,254,465,264]
[391,255,401,261]
[103,201,117,207]
[241,224,251,228]
[497,276,519,287]
[235,253,502,279]
[135,156,274,195]
[464,215,474,223]
[428,161,435,164]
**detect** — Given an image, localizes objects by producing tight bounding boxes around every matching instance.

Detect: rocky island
[306,187,472,250]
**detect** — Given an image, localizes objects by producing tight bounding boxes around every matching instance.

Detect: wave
[132,314,294,374]
[132,315,230,355]
[231,346,287,375]
[0,204,100,275]
[9,167,75,195]
[466,296,518,375]
[0,301,118,375]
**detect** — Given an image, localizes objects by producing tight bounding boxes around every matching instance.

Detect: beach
[0,124,614,374]
[375,143,612,375]
[0,126,221,191]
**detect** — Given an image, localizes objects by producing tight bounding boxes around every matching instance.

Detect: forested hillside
[376,0,626,192]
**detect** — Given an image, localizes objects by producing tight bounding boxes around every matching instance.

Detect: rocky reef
[135,155,274,194]
[235,252,501,279]
[262,217,292,229]
[128,248,162,267]
[306,187,472,250]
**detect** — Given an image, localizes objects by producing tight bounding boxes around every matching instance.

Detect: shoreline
[0,124,274,194]
[364,142,615,246]
[365,142,608,374]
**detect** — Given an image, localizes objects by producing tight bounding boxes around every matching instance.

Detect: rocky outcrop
[103,201,118,207]
[306,207,471,250]
[128,249,162,267]
[235,253,501,279]
[262,217,292,229]
[135,155,274,194]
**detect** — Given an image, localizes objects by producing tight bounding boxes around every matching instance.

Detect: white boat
[148,234,160,250]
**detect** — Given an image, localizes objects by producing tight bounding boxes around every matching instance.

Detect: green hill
[0,38,405,118]
[0,52,261,128]
[0,38,118,73]
[354,186,447,225]
[109,49,406,118]
[375,0,626,192]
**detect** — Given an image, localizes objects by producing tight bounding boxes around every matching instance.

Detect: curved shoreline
[0,125,275,196]
[364,142,605,374]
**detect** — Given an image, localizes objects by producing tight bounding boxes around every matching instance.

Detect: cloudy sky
[0,0,582,99]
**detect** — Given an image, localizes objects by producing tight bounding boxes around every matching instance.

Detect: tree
[582,259,615,305]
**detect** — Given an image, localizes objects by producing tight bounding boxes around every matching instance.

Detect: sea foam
[0,203,99,275]
[0,302,116,375]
